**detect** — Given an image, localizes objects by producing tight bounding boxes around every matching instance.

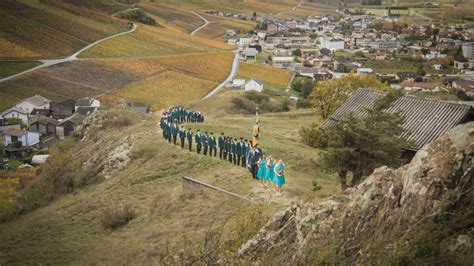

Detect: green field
[0,61,42,79]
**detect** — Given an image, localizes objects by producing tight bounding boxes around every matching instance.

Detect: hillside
[0,91,339,264]
[0,0,129,60]
[239,121,474,264]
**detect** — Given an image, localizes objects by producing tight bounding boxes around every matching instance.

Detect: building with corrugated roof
[321,89,472,151]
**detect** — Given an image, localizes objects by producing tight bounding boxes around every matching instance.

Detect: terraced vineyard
[100,51,233,109]
[238,62,293,87]
[196,18,256,40]
[79,25,231,58]
[139,3,204,33]
[0,61,41,79]
[0,0,128,59]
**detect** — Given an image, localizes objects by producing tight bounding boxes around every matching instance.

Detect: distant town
[220,7,474,99]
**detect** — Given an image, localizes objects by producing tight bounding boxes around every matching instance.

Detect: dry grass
[238,62,293,87]
[0,91,339,263]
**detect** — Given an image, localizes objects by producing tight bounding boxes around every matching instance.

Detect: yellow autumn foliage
[80,25,231,59]
[152,52,233,82]
[105,70,217,110]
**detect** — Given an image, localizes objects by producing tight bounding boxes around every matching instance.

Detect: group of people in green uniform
[160,106,204,146]
[159,107,286,195]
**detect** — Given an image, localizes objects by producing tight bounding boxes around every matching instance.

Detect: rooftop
[321,89,472,151]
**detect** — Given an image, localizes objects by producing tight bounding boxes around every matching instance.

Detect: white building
[15,95,50,114]
[272,56,294,68]
[462,43,474,60]
[319,37,345,51]
[1,107,28,125]
[357,68,374,75]
[75,97,100,111]
[244,79,264,92]
[232,79,246,89]
[2,129,40,147]
[257,31,267,39]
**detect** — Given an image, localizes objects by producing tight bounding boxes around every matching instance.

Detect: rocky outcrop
[239,122,474,264]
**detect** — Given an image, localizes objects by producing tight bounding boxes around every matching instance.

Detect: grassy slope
[0,93,338,263]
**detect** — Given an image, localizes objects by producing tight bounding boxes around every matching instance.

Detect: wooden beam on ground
[182,176,255,203]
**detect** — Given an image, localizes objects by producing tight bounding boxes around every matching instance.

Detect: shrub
[299,123,327,148]
[100,205,135,230]
[297,98,311,109]
[118,9,157,26]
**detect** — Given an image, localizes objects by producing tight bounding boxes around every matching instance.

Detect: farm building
[75,97,100,111]
[320,89,472,151]
[1,129,40,147]
[244,79,264,92]
[15,95,50,113]
[56,113,86,139]
[50,99,76,119]
[29,114,58,135]
[1,107,28,125]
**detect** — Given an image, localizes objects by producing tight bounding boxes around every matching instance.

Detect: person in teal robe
[264,157,274,186]
[257,155,267,186]
[273,159,286,195]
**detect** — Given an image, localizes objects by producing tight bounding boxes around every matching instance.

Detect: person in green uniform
[209,133,217,157]
[171,121,178,145]
[273,159,286,196]
[218,133,225,159]
[179,125,186,149]
[195,129,202,154]
[235,138,242,165]
[231,138,237,165]
[186,128,193,151]
[226,137,232,163]
[202,132,209,156]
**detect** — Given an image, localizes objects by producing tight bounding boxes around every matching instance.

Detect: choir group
[159,106,286,195]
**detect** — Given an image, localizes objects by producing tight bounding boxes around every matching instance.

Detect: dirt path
[190,12,210,36]
[0,23,137,84]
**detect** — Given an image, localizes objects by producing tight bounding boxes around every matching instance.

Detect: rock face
[239,122,474,264]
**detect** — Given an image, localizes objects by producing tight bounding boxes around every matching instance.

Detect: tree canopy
[309,73,389,120]
[301,90,407,190]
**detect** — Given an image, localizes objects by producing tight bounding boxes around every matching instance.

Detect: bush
[101,205,135,230]
[102,109,139,128]
[280,98,290,112]
[297,98,312,109]
[230,91,289,114]
[118,9,157,26]
[299,123,327,148]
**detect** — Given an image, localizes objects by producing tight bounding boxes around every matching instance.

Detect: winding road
[189,11,241,99]
[203,48,240,100]
[190,12,210,36]
[0,23,137,84]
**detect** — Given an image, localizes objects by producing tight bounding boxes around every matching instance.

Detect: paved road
[202,49,240,99]
[190,12,210,36]
[0,23,137,83]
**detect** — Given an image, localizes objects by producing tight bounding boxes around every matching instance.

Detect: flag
[252,106,260,147]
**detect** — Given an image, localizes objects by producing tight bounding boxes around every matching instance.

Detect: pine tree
[302,90,407,190]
